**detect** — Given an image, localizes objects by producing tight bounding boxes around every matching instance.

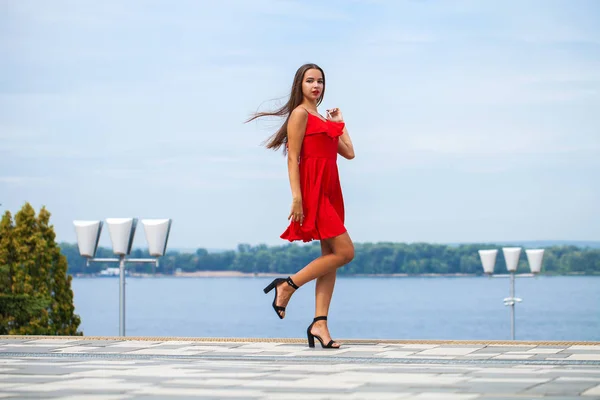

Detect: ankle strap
[313,316,327,322]
[286,277,299,290]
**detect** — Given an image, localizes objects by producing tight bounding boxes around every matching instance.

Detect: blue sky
[1,0,599,250]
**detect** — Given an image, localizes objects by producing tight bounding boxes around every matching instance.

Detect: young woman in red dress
[247,63,355,349]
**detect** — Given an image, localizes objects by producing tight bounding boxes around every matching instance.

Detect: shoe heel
[307,333,315,348]
[263,280,276,294]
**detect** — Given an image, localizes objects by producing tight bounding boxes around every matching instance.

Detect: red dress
[281,112,347,242]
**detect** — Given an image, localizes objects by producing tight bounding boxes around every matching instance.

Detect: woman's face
[302,68,324,102]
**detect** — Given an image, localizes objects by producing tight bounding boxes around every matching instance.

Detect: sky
[1,0,599,251]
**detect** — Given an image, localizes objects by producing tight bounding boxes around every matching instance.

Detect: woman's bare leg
[292,232,354,286]
[310,240,341,347]
[315,240,336,318]
[274,232,354,318]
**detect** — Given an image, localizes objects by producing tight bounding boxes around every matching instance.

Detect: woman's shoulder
[290,106,309,120]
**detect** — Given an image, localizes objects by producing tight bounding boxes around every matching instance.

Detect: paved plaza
[1,336,600,399]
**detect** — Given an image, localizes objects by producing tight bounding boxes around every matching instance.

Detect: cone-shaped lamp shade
[502,247,522,272]
[526,249,544,274]
[73,220,103,258]
[106,218,138,256]
[478,249,498,274]
[141,219,172,257]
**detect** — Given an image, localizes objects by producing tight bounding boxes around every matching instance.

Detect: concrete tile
[162,378,250,387]
[348,393,415,400]
[524,347,564,354]
[394,344,440,349]
[241,377,362,390]
[582,383,600,396]
[278,364,360,373]
[0,374,76,384]
[565,353,600,361]
[528,353,571,359]
[568,345,600,350]
[175,345,235,352]
[166,372,272,381]
[373,351,416,358]
[7,377,154,392]
[124,348,207,356]
[523,381,599,396]
[476,398,581,400]
[62,340,123,346]
[556,376,600,382]
[417,347,481,356]
[258,394,343,400]
[131,387,264,397]
[0,383,28,390]
[282,350,352,357]
[235,343,282,349]
[64,367,209,379]
[401,355,457,360]
[463,353,501,358]
[53,396,133,400]
[107,341,163,348]
[152,341,197,346]
[24,339,80,345]
[472,367,541,374]
[3,343,67,348]
[467,377,550,383]
[335,371,469,385]
[4,366,74,375]
[66,360,153,366]
[84,347,153,353]
[52,346,102,353]
[412,394,479,399]
[492,354,534,359]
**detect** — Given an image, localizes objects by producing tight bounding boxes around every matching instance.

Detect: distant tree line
[61,242,600,276]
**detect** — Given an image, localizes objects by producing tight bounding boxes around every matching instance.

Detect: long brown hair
[246,63,325,153]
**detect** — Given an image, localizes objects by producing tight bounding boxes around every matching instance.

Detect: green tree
[0,203,81,335]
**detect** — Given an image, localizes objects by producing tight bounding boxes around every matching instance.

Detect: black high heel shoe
[307,316,340,349]
[263,277,299,319]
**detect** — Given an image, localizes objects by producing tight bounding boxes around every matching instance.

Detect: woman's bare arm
[337,126,355,160]
[286,107,308,223]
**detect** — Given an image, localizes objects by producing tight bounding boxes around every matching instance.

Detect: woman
[247,63,355,349]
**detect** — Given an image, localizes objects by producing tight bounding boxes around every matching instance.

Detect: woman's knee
[327,233,355,265]
[336,244,354,265]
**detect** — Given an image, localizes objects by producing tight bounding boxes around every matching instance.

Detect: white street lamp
[478,246,544,340]
[106,218,137,256]
[503,247,521,273]
[526,249,544,275]
[142,219,172,257]
[73,217,172,336]
[73,220,103,258]
[478,249,498,275]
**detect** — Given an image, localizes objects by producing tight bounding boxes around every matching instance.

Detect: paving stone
[356,384,460,393]
[7,391,134,399]
[0,346,57,353]
[523,380,600,395]
[479,397,584,400]
[1,339,600,398]
[2,366,77,375]
[582,383,600,396]
[249,352,296,356]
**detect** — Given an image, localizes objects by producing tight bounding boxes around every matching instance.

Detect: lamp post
[73,218,172,336]
[478,247,544,340]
